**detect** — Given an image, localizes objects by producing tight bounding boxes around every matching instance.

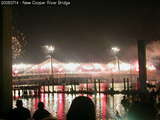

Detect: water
[13,82,128,119]
[13,93,125,120]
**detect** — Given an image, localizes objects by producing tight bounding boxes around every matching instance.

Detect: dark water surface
[13,83,125,120]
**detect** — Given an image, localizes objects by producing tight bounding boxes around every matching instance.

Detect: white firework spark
[12,27,26,59]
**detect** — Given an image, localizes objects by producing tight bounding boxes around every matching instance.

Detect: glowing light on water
[13,90,126,120]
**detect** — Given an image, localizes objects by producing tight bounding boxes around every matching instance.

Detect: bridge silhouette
[12,72,139,97]
[12,56,159,98]
[13,72,138,85]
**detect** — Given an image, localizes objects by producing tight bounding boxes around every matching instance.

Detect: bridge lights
[63,63,80,72]
[45,45,55,53]
[111,47,120,54]
[45,45,55,76]
[111,46,120,71]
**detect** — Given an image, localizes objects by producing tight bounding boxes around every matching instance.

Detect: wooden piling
[87,79,89,92]
[123,78,126,91]
[98,79,101,93]
[112,78,114,91]
[127,78,129,91]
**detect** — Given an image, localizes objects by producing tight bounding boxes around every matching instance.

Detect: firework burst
[12,27,26,59]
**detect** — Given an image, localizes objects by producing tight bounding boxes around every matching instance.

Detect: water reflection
[13,82,126,119]
[13,92,124,120]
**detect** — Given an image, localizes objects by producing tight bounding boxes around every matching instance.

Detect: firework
[147,40,160,71]
[12,27,26,59]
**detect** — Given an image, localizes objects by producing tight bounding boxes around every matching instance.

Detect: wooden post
[38,87,41,96]
[74,81,76,92]
[87,79,89,92]
[43,86,45,93]
[18,89,21,97]
[48,84,50,93]
[74,80,76,91]
[127,78,129,91]
[111,78,114,91]
[98,79,101,93]
[71,84,73,92]
[52,78,54,93]
[0,7,12,118]
[52,85,54,93]
[123,78,126,91]
[94,79,97,92]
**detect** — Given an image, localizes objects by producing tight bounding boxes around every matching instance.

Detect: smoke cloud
[146,40,160,70]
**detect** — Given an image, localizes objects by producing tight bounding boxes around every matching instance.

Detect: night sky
[13,1,160,64]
